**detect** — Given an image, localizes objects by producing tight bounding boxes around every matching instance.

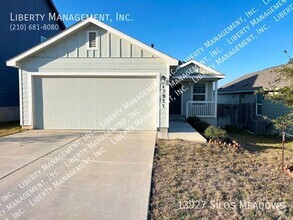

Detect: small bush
[204,126,227,140]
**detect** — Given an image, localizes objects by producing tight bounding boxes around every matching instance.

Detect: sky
[53,0,293,86]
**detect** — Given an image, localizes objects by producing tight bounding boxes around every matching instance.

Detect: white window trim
[87,30,99,50]
[256,94,263,116]
[191,82,207,101]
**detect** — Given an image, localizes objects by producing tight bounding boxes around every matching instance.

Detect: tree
[262,59,293,129]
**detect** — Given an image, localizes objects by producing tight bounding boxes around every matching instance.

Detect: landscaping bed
[149,138,293,219]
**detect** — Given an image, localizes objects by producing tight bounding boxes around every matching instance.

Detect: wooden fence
[217,103,255,128]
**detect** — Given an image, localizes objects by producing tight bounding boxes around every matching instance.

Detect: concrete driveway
[0,130,156,220]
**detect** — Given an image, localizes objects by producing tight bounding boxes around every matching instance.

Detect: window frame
[192,83,207,101]
[255,94,263,116]
[87,31,99,50]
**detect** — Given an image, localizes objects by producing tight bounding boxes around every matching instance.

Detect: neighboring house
[218,64,292,133]
[6,18,224,133]
[0,0,65,121]
[170,60,225,126]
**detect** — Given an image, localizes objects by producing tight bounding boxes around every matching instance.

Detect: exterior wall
[20,24,169,128]
[262,99,290,120]
[0,0,64,121]
[0,107,19,122]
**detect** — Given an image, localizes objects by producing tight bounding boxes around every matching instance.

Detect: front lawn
[0,121,22,137]
[149,136,293,219]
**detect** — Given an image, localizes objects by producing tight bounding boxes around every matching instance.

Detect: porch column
[214,80,218,118]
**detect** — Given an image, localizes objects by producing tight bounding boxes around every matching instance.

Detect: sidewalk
[158,121,207,143]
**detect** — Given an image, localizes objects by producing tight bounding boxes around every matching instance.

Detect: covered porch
[169,79,219,119]
[169,60,224,122]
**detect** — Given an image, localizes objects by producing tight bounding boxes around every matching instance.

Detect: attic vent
[88,31,98,49]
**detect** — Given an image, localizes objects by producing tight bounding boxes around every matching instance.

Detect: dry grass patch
[149,138,293,219]
[0,121,22,137]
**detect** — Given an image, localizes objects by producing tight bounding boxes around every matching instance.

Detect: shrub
[204,126,227,140]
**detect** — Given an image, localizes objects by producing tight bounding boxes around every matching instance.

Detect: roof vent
[151,44,154,48]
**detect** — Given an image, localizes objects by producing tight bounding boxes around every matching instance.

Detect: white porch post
[214,80,218,118]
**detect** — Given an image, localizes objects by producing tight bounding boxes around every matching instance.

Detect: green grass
[0,121,22,137]
[149,135,293,219]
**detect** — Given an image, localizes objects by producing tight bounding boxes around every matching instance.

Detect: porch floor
[158,121,206,143]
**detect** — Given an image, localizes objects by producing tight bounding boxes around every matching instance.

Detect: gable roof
[7,17,178,67]
[48,0,66,30]
[218,64,292,94]
[176,60,225,77]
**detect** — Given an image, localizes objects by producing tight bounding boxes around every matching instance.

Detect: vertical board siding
[32,23,158,59]
[100,29,110,57]
[122,41,131,57]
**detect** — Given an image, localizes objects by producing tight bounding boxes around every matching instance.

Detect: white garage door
[33,76,158,130]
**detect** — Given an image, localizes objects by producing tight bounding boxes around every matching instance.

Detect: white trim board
[176,60,224,76]
[7,17,178,67]
[18,69,23,126]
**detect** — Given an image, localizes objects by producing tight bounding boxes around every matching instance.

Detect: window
[256,94,263,116]
[88,31,98,49]
[40,35,47,43]
[193,83,206,101]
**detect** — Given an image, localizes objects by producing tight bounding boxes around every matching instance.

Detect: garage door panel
[33,76,157,130]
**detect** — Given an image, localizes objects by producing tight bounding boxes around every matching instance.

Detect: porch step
[169,114,186,121]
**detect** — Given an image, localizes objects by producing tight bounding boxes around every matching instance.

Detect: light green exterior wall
[19,23,170,129]
[262,99,290,120]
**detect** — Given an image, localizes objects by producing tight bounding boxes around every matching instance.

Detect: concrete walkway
[0,130,156,220]
[162,121,206,143]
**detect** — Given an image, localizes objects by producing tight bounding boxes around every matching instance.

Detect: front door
[169,84,182,115]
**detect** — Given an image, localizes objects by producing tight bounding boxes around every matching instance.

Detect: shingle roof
[218,63,292,94]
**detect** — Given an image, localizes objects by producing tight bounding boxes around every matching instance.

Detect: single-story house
[0,0,65,121]
[7,17,224,133]
[218,63,292,133]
